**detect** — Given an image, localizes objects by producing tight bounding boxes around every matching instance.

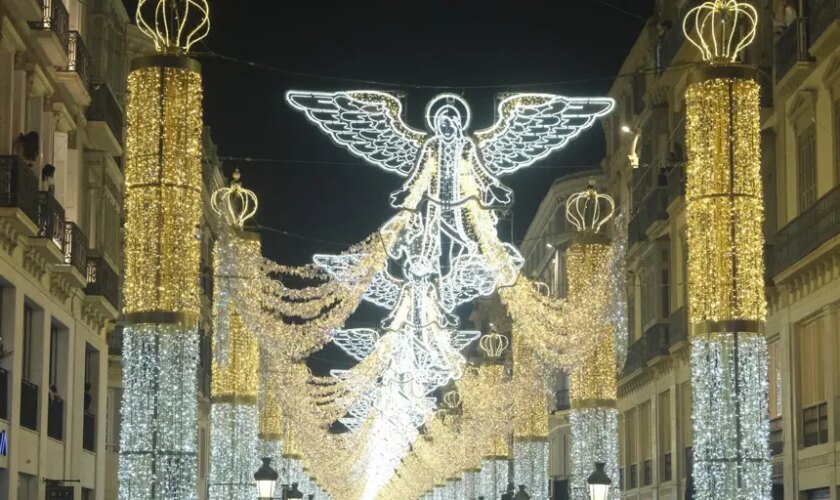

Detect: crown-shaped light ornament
[565,186,615,234]
[479,326,509,359]
[683,0,758,65]
[443,390,462,410]
[136,0,211,53]
[211,169,258,229]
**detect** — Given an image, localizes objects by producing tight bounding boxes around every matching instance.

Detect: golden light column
[209,171,262,500]
[511,329,549,499]
[565,187,620,500]
[118,1,209,498]
[682,1,770,497]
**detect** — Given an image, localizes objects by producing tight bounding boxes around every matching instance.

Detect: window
[798,319,827,447]
[639,402,652,486]
[803,403,828,447]
[628,289,637,342]
[625,409,637,489]
[199,427,207,480]
[681,382,692,477]
[660,252,670,318]
[22,305,33,381]
[49,325,59,388]
[768,339,783,455]
[797,124,817,211]
[659,391,672,482]
[105,387,122,452]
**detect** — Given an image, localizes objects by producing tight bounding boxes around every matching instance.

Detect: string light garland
[684,3,770,498]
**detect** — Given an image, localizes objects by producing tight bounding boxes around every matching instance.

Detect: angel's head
[425,94,471,140]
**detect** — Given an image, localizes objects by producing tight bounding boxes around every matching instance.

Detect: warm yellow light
[683,0,758,65]
[136,0,210,53]
[123,59,203,319]
[685,76,765,328]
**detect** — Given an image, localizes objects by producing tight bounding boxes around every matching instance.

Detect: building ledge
[52,264,87,289]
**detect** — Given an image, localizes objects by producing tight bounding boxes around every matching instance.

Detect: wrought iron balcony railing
[87,83,124,146]
[808,0,840,46]
[29,0,70,48]
[668,307,688,346]
[775,18,810,82]
[774,183,840,275]
[0,156,40,225]
[38,191,65,250]
[63,31,91,89]
[85,255,120,310]
[63,222,88,276]
[48,396,64,441]
[644,323,669,363]
[621,337,647,378]
[83,411,96,451]
[666,163,685,206]
[20,380,39,431]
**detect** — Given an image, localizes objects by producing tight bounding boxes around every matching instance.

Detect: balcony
[644,323,669,363]
[0,156,40,234]
[774,184,840,275]
[666,163,685,207]
[47,396,64,440]
[83,411,95,451]
[86,84,124,155]
[60,222,88,281]
[621,337,647,378]
[107,327,122,356]
[30,191,67,266]
[809,0,840,48]
[20,380,39,431]
[85,255,119,313]
[656,0,704,71]
[28,0,70,68]
[775,18,810,84]
[769,417,783,456]
[639,187,668,233]
[57,31,91,105]
[669,307,688,347]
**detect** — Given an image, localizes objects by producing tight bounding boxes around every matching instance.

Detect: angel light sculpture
[286,90,613,496]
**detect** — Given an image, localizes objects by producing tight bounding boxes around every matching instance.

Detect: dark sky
[128,1,654,373]
[189,1,654,264]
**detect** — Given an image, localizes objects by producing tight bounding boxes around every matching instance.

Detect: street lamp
[254,457,279,499]
[587,462,612,500]
[284,483,304,499]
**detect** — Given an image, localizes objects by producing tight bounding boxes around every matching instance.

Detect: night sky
[129,1,654,372]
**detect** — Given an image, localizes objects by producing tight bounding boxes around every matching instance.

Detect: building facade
[600,1,840,500]
[0,0,128,498]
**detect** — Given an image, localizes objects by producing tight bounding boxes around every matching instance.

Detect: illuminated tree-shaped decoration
[683,0,758,65]
[136,0,211,53]
[211,169,259,229]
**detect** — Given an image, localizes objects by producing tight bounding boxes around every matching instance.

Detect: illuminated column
[512,334,549,499]
[118,3,209,499]
[682,2,770,498]
[566,189,620,500]
[258,386,285,493]
[208,175,261,499]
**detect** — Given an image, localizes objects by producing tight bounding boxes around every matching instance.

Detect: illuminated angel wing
[330,329,380,361]
[286,90,427,176]
[475,94,614,175]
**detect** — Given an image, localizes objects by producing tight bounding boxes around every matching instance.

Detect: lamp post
[254,457,279,500]
[587,463,611,500]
